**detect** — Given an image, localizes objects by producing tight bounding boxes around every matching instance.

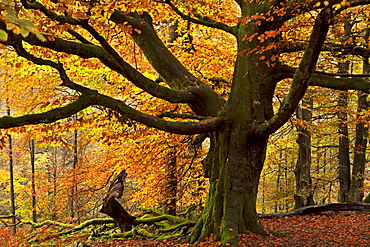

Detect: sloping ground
[243,212,370,246]
[90,212,370,246]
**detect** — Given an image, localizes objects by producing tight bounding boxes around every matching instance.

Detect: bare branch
[279,65,370,93]
[94,94,222,135]
[67,29,94,45]
[281,42,370,57]
[0,95,94,129]
[314,70,370,78]
[158,112,208,120]
[155,0,236,35]
[110,10,225,116]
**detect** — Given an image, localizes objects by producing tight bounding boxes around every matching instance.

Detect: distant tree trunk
[70,129,78,220]
[48,146,58,220]
[163,154,177,215]
[337,19,352,203]
[166,19,179,49]
[161,24,179,216]
[30,138,37,223]
[294,97,315,208]
[338,90,351,202]
[7,107,16,233]
[348,58,369,202]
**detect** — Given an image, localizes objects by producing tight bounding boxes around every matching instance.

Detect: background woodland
[0,0,370,245]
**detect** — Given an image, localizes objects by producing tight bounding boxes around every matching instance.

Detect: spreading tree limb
[278,65,370,93]
[256,6,334,136]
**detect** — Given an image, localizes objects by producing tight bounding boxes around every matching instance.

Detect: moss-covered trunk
[189,129,269,246]
[189,8,277,243]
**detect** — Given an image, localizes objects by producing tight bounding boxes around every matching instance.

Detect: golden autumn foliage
[1,0,370,246]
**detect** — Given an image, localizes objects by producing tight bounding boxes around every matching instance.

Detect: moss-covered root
[158,221,195,233]
[135,214,190,225]
[176,205,196,217]
[22,220,74,229]
[22,218,116,233]
[110,227,159,240]
[60,218,116,234]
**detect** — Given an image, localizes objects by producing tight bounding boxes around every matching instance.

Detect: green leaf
[18,19,35,28]
[0,30,8,41]
[34,30,46,42]
[20,28,29,38]
[6,8,16,17]
[5,15,16,23]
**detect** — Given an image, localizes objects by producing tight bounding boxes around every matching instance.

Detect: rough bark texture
[337,22,352,202]
[294,98,315,208]
[348,62,369,202]
[100,170,136,232]
[189,130,270,245]
[338,91,351,202]
[163,155,177,215]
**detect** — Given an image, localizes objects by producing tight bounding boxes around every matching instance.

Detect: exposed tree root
[260,202,370,218]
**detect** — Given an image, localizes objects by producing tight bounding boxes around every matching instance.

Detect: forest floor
[88,212,370,247]
[3,212,370,246]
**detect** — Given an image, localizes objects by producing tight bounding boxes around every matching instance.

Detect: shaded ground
[89,212,370,246]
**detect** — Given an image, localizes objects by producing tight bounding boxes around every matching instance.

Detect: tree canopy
[1,0,370,246]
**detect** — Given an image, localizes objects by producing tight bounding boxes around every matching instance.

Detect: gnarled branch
[279,65,370,93]
[155,0,236,35]
[256,7,333,136]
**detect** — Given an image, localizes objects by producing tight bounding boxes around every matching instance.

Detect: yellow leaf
[6,23,16,30]
[12,26,21,35]
[333,3,341,9]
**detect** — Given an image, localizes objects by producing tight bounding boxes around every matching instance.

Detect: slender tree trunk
[30,138,37,222]
[7,107,16,234]
[348,58,369,202]
[337,19,352,203]
[294,98,315,208]
[70,129,78,220]
[163,154,177,215]
[275,163,281,213]
[338,91,351,203]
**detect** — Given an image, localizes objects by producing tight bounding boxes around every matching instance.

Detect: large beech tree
[1,0,370,245]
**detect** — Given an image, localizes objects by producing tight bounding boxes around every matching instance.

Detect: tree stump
[100,170,136,231]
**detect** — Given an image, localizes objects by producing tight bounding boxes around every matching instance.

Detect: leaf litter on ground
[87,212,370,246]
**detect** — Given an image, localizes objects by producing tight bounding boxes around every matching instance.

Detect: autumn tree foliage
[1,0,370,246]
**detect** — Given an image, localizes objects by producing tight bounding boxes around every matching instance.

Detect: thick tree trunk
[294,98,315,208]
[189,127,269,246]
[188,15,278,244]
